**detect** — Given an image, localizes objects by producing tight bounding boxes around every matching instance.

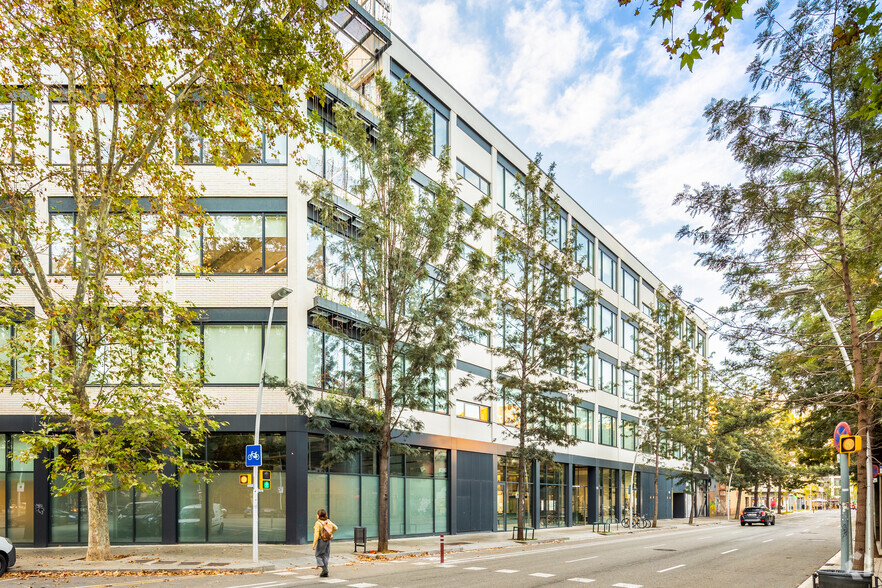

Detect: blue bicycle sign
[245,444,262,467]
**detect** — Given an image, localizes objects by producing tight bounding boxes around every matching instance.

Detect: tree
[0,0,346,560]
[476,156,595,540]
[676,0,882,564]
[294,76,492,552]
[618,0,882,116]
[629,293,700,527]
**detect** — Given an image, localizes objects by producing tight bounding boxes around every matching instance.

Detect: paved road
[0,511,841,588]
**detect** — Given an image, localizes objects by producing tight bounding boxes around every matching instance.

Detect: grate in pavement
[653,548,677,551]
[179,561,201,565]
[153,560,178,565]
[202,562,230,567]
[131,558,157,563]
[445,542,472,546]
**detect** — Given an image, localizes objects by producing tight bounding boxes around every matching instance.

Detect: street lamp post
[727,449,748,521]
[252,287,292,563]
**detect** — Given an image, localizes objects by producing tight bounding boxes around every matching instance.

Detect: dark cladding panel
[455,451,494,533]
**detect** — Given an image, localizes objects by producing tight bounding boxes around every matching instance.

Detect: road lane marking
[320,580,347,585]
[658,564,686,573]
[274,572,299,576]
[437,564,456,568]
[227,582,288,588]
[413,562,434,565]
[786,533,794,536]
[612,584,643,588]
[496,569,519,573]
[568,579,596,584]
[566,556,599,563]
[464,567,486,570]
[763,539,774,543]
[531,573,556,578]
[721,549,738,554]
[348,584,377,588]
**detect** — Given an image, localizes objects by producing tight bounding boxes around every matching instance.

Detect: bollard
[440,533,445,563]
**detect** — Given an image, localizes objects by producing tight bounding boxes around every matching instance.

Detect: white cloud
[393,0,501,110]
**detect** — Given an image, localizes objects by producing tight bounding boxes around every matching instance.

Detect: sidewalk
[10,516,724,574]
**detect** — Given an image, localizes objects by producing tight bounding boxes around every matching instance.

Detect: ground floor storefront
[0,415,708,546]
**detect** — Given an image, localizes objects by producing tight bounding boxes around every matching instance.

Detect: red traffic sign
[874,464,880,478]
[834,422,851,449]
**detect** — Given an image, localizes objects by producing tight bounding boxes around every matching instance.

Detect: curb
[13,563,277,574]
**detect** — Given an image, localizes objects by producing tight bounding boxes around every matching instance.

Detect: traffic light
[840,435,862,454]
[260,470,271,490]
[239,473,252,486]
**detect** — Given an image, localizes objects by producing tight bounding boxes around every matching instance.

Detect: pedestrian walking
[312,509,338,578]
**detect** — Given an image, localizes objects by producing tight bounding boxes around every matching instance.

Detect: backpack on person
[319,521,334,541]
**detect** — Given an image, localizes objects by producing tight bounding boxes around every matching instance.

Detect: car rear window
[744,507,762,512]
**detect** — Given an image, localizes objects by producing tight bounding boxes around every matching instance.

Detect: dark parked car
[741,506,776,526]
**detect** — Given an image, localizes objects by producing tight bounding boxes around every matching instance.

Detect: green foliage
[294,76,492,550]
[476,155,596,537]
[0,0,346,559]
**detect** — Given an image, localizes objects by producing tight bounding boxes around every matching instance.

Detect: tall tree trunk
[753,483,758,506]
[765,485,771,509]
[78,422,111,561]
[377,423,391,552]
[517,454,526,541]
[777,486,782,514]
[736,487,743,519]
[688,478,695,525]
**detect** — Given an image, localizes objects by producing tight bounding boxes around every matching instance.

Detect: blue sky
[393,0,771,357]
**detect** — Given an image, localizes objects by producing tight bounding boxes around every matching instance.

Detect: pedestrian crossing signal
[840,435,862,454]
[239,473,252,485]
[260,470,271,490]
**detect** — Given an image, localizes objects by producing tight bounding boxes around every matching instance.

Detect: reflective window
[178,123,286,165]
[495,163,525,222]
[622,370,638,403]
[622,268,639,306]
[599,414,617,447]
[575,406,593,442]
[456,399,490,422]
[599,358,617,396]
[183,322,286,384]
[305,106,363,193]
[622,319,638,354]
[600,249,616,290]
[573,223,594,274]
[697,330,707,356]
[573,347,593,386]
[621,419,638,451]
[456,159,490,195]
[599,305,616,342]
[184,214,287,274]
[573,286,593,331]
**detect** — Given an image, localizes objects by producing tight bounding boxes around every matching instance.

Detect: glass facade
[572,466,591,525]
[599,249,616,289]
[181,213,287,274]
[182,322,286,384]
[496,456,531,531]
[598,467,617,522]
[2,434,34,543]
[181,433,286,543]
[599,305,616,342]
[622,470,640,519]
[538,462,565,528]
[600,413,617,447]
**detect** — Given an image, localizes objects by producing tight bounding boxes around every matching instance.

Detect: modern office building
[0,0,710,546]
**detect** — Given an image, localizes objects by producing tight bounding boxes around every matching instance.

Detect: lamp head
[271,287,293,301]
[780,286,811,297]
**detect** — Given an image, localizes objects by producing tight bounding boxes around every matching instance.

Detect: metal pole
[866,432,874,573]
[817,302,854,384]
[630,429,640,523]
[841,453,853,571]
[253,299,277,563]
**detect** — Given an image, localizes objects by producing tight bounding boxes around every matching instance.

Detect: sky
[391,0,771,359]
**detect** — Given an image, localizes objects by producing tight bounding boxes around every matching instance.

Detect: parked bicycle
[621,514,650,529]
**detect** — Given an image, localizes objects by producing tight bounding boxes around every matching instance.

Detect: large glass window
[179,123,286,165]
[621,419,638,451]
[182,213,287,274]
[575,406,593,442]
[544,206,567,250]
[622,370,638,403]
[598,467,617,522]
[599,305,616,343]
[456,400,490,422]
[599,413,617,447]
[697,330,707,356]
[622,470,640,519]
[389,67,449,159]
[307,205,358,290]
[599,358,617,396]
[622,268,639,306]
[456,159,490,195]
[573,285,593,331]
[495,163,525,222]
[573,223,594,274]
[496,456,532,531]
[307,326,370,398]
[539,462,564,528]
[184,322,286,384]
[305,101,363,193]
[622,319,638,354]
[181,433,286,543]
[599,249,617,290]
[573,347,593,386]
[390,446,447,535]
[2,434,34,543]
